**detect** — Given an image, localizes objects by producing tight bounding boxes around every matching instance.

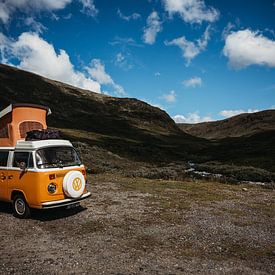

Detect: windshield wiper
[37,161,62,168]
[57,160,64,168]
[37,161,80,168]
[37,162,55,168]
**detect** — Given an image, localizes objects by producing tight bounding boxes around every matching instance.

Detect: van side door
[8,151,37,204]
[0,151,9,200]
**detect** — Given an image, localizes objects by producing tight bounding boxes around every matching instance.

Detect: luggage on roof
[25,129,61,141]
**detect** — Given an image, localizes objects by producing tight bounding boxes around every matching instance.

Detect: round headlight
[48,183,57,194]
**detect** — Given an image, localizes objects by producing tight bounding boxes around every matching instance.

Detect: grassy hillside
[0,64,207,164]
[199,130,275,173]
[0,64,274,177]
[178,110,275,139]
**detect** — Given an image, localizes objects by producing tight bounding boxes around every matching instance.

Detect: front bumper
[41,192,91,209]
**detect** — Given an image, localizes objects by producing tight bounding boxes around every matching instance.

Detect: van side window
[13,152,34,168]
[0,151,9,167]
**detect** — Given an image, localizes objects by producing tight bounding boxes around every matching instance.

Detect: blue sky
[0,0,275,123]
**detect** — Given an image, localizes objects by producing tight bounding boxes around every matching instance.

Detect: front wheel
[12,195,31,219]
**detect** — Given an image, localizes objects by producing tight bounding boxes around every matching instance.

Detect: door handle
[0,175,6,180]
[8,175,13,180]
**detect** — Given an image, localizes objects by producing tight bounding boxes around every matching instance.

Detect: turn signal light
[81,170,86,176]
[49,174,56,180]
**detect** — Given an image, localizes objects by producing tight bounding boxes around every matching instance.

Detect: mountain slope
[203,130,275,172]
[178,110,275,139]
[1,64,274,173]
[0,64,207,163]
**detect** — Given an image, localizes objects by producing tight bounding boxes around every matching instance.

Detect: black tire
[12,195,31,219]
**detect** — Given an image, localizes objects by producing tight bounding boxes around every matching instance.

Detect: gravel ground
[0,174,274,274]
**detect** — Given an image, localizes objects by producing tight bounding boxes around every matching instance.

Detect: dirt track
[0,174,274,274]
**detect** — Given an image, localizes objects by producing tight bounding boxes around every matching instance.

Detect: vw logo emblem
[72,177,82,191]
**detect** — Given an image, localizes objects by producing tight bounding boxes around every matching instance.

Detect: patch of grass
[196,162,275,183]
[88,173,274,266]
[98,198,122,207]
[232,220,259,227]
[121,178,236,203]
[97,174,246,225]
[250,202,275,218]
[177,241,275,261]
[217,242,275,260]
[221,208,247,217]
[94,173,245,203]
[80,220,106,234]
[127,233,164,252]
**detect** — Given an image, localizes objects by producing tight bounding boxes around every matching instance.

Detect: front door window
[13,152,34,168]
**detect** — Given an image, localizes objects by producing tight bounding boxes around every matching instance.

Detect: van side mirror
[19,161,27,171]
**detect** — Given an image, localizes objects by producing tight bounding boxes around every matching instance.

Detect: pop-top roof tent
[0,104,51,147]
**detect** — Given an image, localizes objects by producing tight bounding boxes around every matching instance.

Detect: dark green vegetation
[201,130,275,172]
[195,162,275,183]
[178,110,275,139]
[1,64,274,180]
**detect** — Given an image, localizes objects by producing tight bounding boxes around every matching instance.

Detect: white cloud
[0,33,10,63]
[162,0,219,24]
[79,0,98,17]
[0,32,127,94]
[160,90,176,103]
[0,32,125,96]
[0,3,10,23]
[197,25,211,49]
[117,9,141,21]
[24,17,47,33]
[165,25,210,65]
[0,0,72,23]
[183,76,202,87]
[223,29,275,69]
[0,0,97,24]
[222,22,235,39]
[109,36,143,48]
[173,112,212,123]
[219,109,259,118]
[86,59,125,96]
[63,13,72,20]
[165,36,200,63]
[114,52,133,71]
[86,59,113,85]
[148,102,163,109]
[143,11,162,45]
[154,72,161,77]
[151,103,163,109]
[116,53,125,63]
[141,98,164,110]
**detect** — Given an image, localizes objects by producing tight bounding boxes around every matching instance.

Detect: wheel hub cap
[15,199,25,214]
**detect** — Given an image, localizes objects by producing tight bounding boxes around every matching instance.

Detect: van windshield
[35,146,81,169]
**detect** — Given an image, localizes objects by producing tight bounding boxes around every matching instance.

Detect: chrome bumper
[41,192,91,209]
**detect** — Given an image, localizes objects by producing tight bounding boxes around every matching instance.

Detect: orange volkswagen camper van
[0,104,91,218]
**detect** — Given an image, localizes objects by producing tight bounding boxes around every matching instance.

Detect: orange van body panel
[0,169,8,199]
[6,167,86,209]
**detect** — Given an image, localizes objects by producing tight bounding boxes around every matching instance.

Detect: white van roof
[15,139,73,150]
